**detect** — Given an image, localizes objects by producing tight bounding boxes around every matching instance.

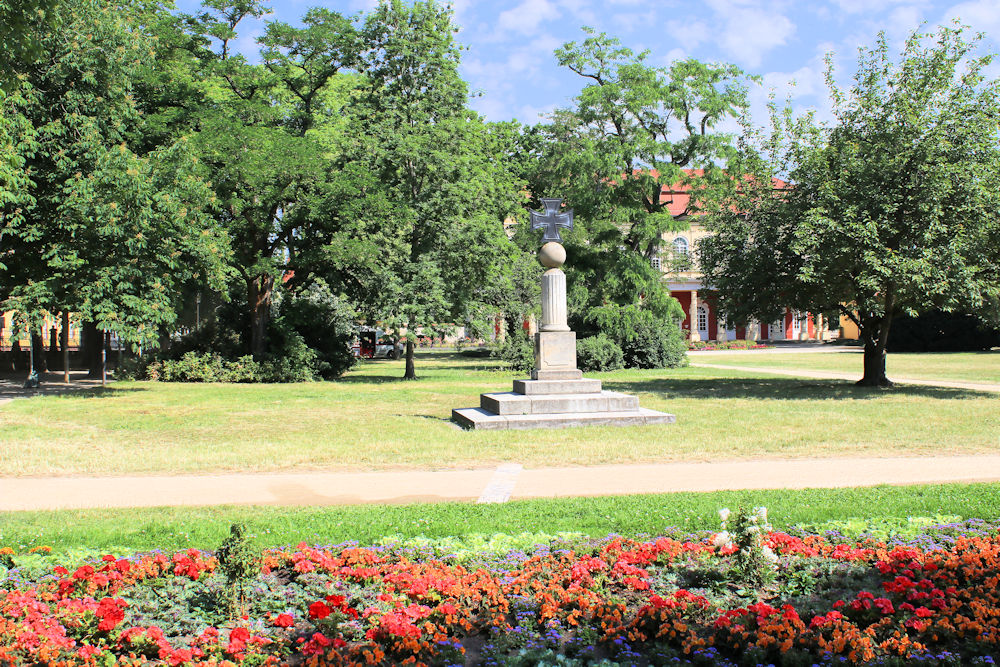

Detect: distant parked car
[374,341,404,359]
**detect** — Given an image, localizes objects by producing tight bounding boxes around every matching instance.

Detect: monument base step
[481,390,637,415]
[513,378,602,395]
[452,407,676,431]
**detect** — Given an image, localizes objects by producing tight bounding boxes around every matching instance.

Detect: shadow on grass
[0,383,148,401]
[603,377,990,401]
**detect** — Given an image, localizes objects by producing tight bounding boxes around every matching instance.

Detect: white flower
[755,506,768,522]
[718,508,731,523]
[762,546,779,564]
[712,531,732,548]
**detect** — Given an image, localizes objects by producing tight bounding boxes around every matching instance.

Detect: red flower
[274,613,294,627]
[95,597,127,632]
[309,601,331,620]
[229,627,250,642]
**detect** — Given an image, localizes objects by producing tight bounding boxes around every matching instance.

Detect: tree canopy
[527,29,753,334]
[699,24,1000,386]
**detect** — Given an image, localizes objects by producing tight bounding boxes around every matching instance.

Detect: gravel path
[5,455,1000,511]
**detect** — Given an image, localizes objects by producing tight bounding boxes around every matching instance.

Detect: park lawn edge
[4,481,1000,558]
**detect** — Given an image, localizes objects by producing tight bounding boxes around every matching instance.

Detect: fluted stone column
[540,269,569,332]
[533,242,581,381]
[689,291,701,342]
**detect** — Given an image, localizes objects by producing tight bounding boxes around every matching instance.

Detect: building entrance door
[697,305,709,340]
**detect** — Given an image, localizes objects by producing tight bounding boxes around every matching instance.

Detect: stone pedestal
[532,331,582,380]
[451,202,675,430]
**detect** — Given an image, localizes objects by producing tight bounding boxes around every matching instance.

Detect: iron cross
[530,198,574,244]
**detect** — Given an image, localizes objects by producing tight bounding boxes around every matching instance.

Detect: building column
[747,319,759,341]
[798,312,810,340]
[816,313,826,341]
[717,314,727,342]
[689,290,701,342]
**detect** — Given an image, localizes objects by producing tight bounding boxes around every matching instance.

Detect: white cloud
[884,4,926,42]
[703,0,796,67]
[496,0,562,36]
[612,10,658,33]
[666,20,710,49]
[942,0,1000,36]
[659,47,689,66]
[831,0,927,14]
[347,0,378,12]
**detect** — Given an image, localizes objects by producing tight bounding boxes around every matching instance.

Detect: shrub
[588,304,688,369]
[147,352,262,383]
[491,331,534,374]
[576,334,624,371]
[215,523,259,619]
[275,281,356,379]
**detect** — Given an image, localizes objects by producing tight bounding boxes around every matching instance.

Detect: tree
[529,29,753,337]
[0,0,229,372]
[699,24,1000,386]
[347,0,523,379]
[177,1,361,360]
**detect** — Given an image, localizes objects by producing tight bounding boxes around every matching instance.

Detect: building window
[671,237,692,271]
[792,310,801,332]
[697,304,708,333]
[650,256,662,271]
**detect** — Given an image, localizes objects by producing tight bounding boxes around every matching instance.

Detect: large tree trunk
[857,301,895,387]
[858,336,892,387]
[248,274,274,360]
[403,339,416,380]
[31,331,47,373]
[83,321,103,378]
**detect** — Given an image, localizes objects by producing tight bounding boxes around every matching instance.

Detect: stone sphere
[538,242,566,268]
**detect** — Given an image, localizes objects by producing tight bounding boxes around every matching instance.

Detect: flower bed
[687,340,771,351]
[3,520,1000,666]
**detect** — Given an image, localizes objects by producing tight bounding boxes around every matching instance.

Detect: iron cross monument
[530,198,573,244]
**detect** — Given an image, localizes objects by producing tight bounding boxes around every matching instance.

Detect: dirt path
[5,455,1000,511]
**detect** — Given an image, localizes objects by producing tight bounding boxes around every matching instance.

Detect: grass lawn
[1,351,997,476]
[694,348,1000,384]
[3,482,999,557]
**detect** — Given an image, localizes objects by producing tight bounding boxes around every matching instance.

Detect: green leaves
[533,31,751,329]
[1,0,230,349]
[700,23,1000,384]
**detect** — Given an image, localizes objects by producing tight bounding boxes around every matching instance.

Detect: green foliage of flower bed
[4,516,1000,666]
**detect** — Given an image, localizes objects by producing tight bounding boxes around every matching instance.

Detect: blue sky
[172,0,1000,128]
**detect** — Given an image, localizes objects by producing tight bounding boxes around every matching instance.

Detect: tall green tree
[699,24,1000,386]
[0,0,229,361]
[178,0,361,359]
[347,0,523,379]
[530,29,753,330]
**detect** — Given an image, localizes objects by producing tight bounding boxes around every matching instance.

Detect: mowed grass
[1,351,998,476]
[3,482,999,556]
[694,348,1000,385]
